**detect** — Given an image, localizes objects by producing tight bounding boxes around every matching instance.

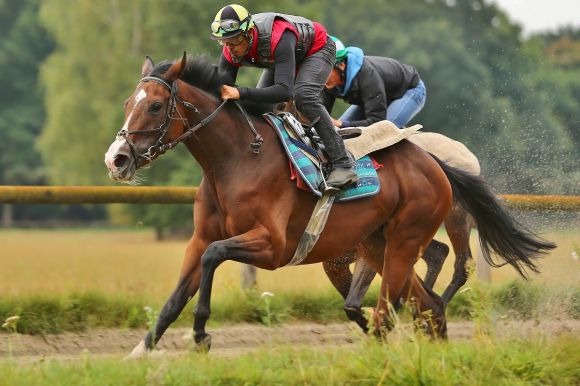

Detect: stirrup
[320,168,339,193]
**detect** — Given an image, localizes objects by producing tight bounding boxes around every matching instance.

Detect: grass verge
[0,334,578,385]
[0,281,578,335]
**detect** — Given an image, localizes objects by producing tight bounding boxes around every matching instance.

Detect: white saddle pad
[344,120,480,176]
[345,120,422,160]
[408,132,481,175]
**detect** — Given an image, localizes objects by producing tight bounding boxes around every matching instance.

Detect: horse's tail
[432,155,556,278]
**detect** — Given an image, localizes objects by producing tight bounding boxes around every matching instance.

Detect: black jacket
[322,56,420,127]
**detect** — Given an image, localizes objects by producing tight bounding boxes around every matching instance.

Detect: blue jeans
[340,80,426,128]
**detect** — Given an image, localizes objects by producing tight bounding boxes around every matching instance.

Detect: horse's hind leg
[336,234,449,334]
[375,203,449,336]
[422,239,450,290]
[375,238,420,334]
[349,239,447,310]
[407,273,447,338]
[343,252,377,333]
[324,237,448,332]
[323,251,375,332]
[323,251,356,300]
[441,205,473,305]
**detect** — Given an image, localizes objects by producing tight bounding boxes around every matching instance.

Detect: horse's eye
[149,102,163,113]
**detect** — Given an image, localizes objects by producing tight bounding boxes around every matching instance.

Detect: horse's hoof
[361,306,376,319]
[124,340,149,360]
[435,321,448,340]
[194,333,212,353]
[371,326,390,341]
[344,306,369,333]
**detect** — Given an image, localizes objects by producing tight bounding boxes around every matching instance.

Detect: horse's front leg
[323,251,356,299]
[127,236,208,358]
[343,257,377,333]
[193,226,274,350]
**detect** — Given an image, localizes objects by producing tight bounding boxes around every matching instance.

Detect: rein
[118,76,263,166]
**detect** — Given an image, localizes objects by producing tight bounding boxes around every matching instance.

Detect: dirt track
[1,319,578,361]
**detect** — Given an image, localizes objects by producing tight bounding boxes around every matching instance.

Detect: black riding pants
[257,38,352,168]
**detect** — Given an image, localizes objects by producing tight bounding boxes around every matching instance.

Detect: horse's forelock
[150,61,173,79]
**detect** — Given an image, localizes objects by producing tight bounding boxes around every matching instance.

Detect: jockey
[323,36,426,129]
[211,4,358,190]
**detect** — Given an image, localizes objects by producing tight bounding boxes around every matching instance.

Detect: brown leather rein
[117,76,263,167]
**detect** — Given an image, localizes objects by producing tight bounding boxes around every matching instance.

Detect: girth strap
[285,192,336,266]
[287,136,319,159]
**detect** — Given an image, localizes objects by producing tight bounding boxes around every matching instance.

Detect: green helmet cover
[331,36,348,62]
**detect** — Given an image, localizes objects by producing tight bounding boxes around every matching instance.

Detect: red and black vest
[252,13,316,68]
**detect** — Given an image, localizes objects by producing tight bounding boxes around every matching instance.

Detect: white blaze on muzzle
[104,89,147,171]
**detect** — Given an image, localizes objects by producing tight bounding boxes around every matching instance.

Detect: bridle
[117,76,263,167]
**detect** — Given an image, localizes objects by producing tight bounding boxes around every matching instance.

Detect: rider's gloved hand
[220,85,240,100]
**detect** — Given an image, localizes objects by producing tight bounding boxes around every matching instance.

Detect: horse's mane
[151,55,225,98]
[151,55,275,115]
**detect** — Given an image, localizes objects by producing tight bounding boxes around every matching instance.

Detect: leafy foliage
[1,0,578,226]
[0,0,53,185]
[1,282,577,334]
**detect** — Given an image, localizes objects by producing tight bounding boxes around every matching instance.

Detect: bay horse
[104,54,555,356]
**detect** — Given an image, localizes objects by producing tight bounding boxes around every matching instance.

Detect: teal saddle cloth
[263,113,380,202]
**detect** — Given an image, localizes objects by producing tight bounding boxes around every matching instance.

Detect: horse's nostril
[114,154,129,169]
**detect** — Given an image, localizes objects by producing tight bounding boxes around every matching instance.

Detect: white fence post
[475,239,491,283]
[1,204,13,228]
[241,264,257,289]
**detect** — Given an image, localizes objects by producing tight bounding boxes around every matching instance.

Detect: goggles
[217,34,246,46]
[211,18,248,35]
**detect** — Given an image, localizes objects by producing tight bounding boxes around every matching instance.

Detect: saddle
[263,111,381,203]
[272,101,362,169]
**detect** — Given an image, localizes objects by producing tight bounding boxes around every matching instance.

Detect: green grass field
[0,334,578,385]
[0,227,578,298]
[0,228,578,385]
[0,227,577,334]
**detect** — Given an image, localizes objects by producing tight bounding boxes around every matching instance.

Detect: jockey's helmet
[331,36,348,63]
[211,4,253,40]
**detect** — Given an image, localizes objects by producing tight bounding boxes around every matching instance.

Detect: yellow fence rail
[0,186,579,210]
[500,194,580,211]
[0,186,198,204]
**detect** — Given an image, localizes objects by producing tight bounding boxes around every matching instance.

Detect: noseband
[117,76,263,167]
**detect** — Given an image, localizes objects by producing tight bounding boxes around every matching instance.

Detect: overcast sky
[491,0,580,35]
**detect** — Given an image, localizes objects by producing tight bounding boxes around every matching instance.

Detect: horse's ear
[141,55,154,78]
[163,52,187,83]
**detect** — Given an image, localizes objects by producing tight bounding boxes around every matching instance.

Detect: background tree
[0,0,55,225]
[325,0,576,194]
[0,0,573,229]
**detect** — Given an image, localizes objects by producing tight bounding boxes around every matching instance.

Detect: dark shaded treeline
[1,0,578,228]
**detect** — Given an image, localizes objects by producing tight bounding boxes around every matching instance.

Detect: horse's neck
[183,109,240,169]
[180,88,272,179]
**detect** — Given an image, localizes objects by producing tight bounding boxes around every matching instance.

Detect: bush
[1,283,578,335]
[0,292,148,334]
[446,290,474,319]
[492,281,542,318]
